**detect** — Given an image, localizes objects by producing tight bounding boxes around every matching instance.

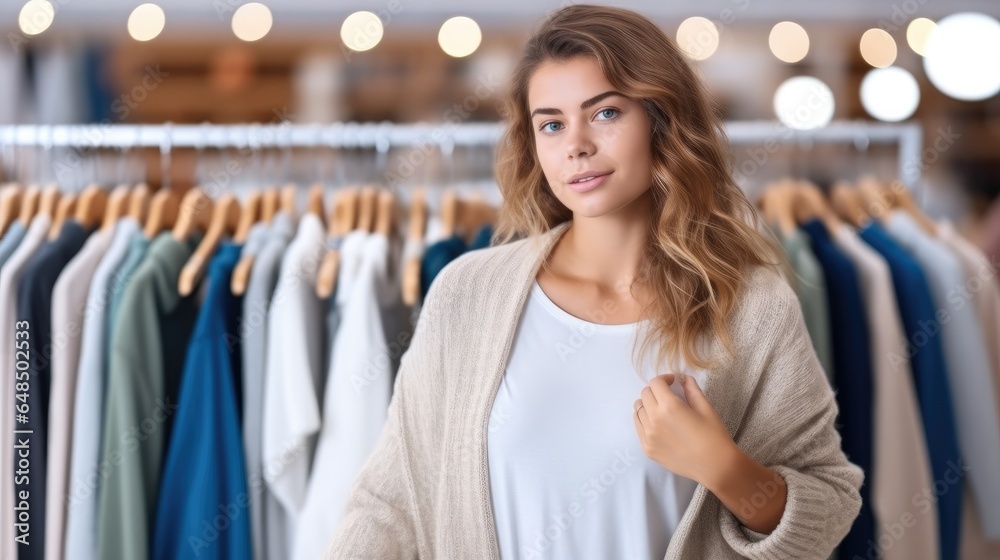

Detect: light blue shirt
[0,220,27,269]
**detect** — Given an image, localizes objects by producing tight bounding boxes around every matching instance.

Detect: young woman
[328,5,863,560]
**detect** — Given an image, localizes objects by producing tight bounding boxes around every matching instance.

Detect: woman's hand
[633,373,789,534]
[632,373,738,487]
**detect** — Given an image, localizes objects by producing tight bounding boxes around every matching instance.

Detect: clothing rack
[0,119,922,193]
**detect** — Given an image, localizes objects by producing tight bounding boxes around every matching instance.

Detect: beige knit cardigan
[326,219,864,559]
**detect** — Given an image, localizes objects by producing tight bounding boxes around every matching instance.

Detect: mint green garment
[106,231,152,352]
[775,227,835,384]
[96,232,201,560]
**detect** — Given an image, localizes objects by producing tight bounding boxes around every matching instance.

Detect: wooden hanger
[74,184,109,231]
[315,188,359,299]
[230,190,265,296]
[440,188,459,239]
[756,178,799,238]
[233,189,261,243]
[38,185,61,220]
[829,180,872,228]
[101,185,131,232]
[402,187,427,307]
[18,185,40,225]
[145,188,180,239]
[172,187,214,242]
[375,188,395,237]
[178,194,240,296]
[891,180,939,236]
[856,175,895,224]
[357,185,378,233]
[460,192,497,245]
[0,184,21,236]
[794,180,841,237]
[129,183,150,224]
[280,183,297,221]
[460,194,479,245]
[308,183,326,228]
[261,186,278,223]
[49,190,77,240]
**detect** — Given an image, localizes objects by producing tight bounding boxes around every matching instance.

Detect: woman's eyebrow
[530,90,623,118]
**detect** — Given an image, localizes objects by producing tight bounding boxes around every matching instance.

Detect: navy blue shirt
[800,220,875,559]
[860,221,963,560]
[153,243,250,560]
[14,220,89,560]
[469,223,494,251]
[420,235,467,302]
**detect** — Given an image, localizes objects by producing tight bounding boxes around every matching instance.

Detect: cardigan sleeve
[717,282,865,559]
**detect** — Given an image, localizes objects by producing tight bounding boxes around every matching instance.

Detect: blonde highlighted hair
[493,5,786,371]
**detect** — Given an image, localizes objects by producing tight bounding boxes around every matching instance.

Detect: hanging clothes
[773,227,835,384]
[296,228,412,560]
[420,234,466,302]
[468,223,494,251]
[45,225,115,560]
[0,220,27,268]
[261,213,327,556]
[936,220,1000,415]
[106,231,153,349]
[0,213,52,560]
[884,211,1000,539]
[936,222,1000,560]
[96,232,201,560]
[799,219,875,560]
[859,220,963,560]
[240,212,294,560]
[16,219,91,560]
[64,217,139,560]
[232,219,271,560]
[832,223,938,560]
[153,243,251,560]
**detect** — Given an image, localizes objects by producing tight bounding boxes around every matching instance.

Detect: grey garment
[776,227,835,384]
[242,222,271,261]
[242,213,293,560]
[106,231,152,354]
[885,211,1000,538]
[0,220,26,269]
[63,218,137,560]
[378,230,416,378]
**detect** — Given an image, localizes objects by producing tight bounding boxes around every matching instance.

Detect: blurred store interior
[1,0,999,237]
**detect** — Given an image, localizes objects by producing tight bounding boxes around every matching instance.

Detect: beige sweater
[326,220,864,559]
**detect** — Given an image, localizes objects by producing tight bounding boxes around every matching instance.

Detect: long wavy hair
[493,4,786,372]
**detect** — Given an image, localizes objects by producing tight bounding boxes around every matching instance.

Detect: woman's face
[527,55,654,219]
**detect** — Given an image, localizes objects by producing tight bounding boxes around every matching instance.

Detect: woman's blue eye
[542,122,562,132]
[598,108,619,120]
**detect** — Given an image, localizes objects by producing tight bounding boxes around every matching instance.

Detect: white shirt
[294,230,382,560]
[261,213,328,554]
[487,279,703,560]
[64,218,137,560]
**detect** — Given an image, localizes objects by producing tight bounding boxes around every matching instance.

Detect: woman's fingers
[633,397,647,417]
[648,373,683,407]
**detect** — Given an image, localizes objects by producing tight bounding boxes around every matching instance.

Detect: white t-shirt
[487,279,704,560]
